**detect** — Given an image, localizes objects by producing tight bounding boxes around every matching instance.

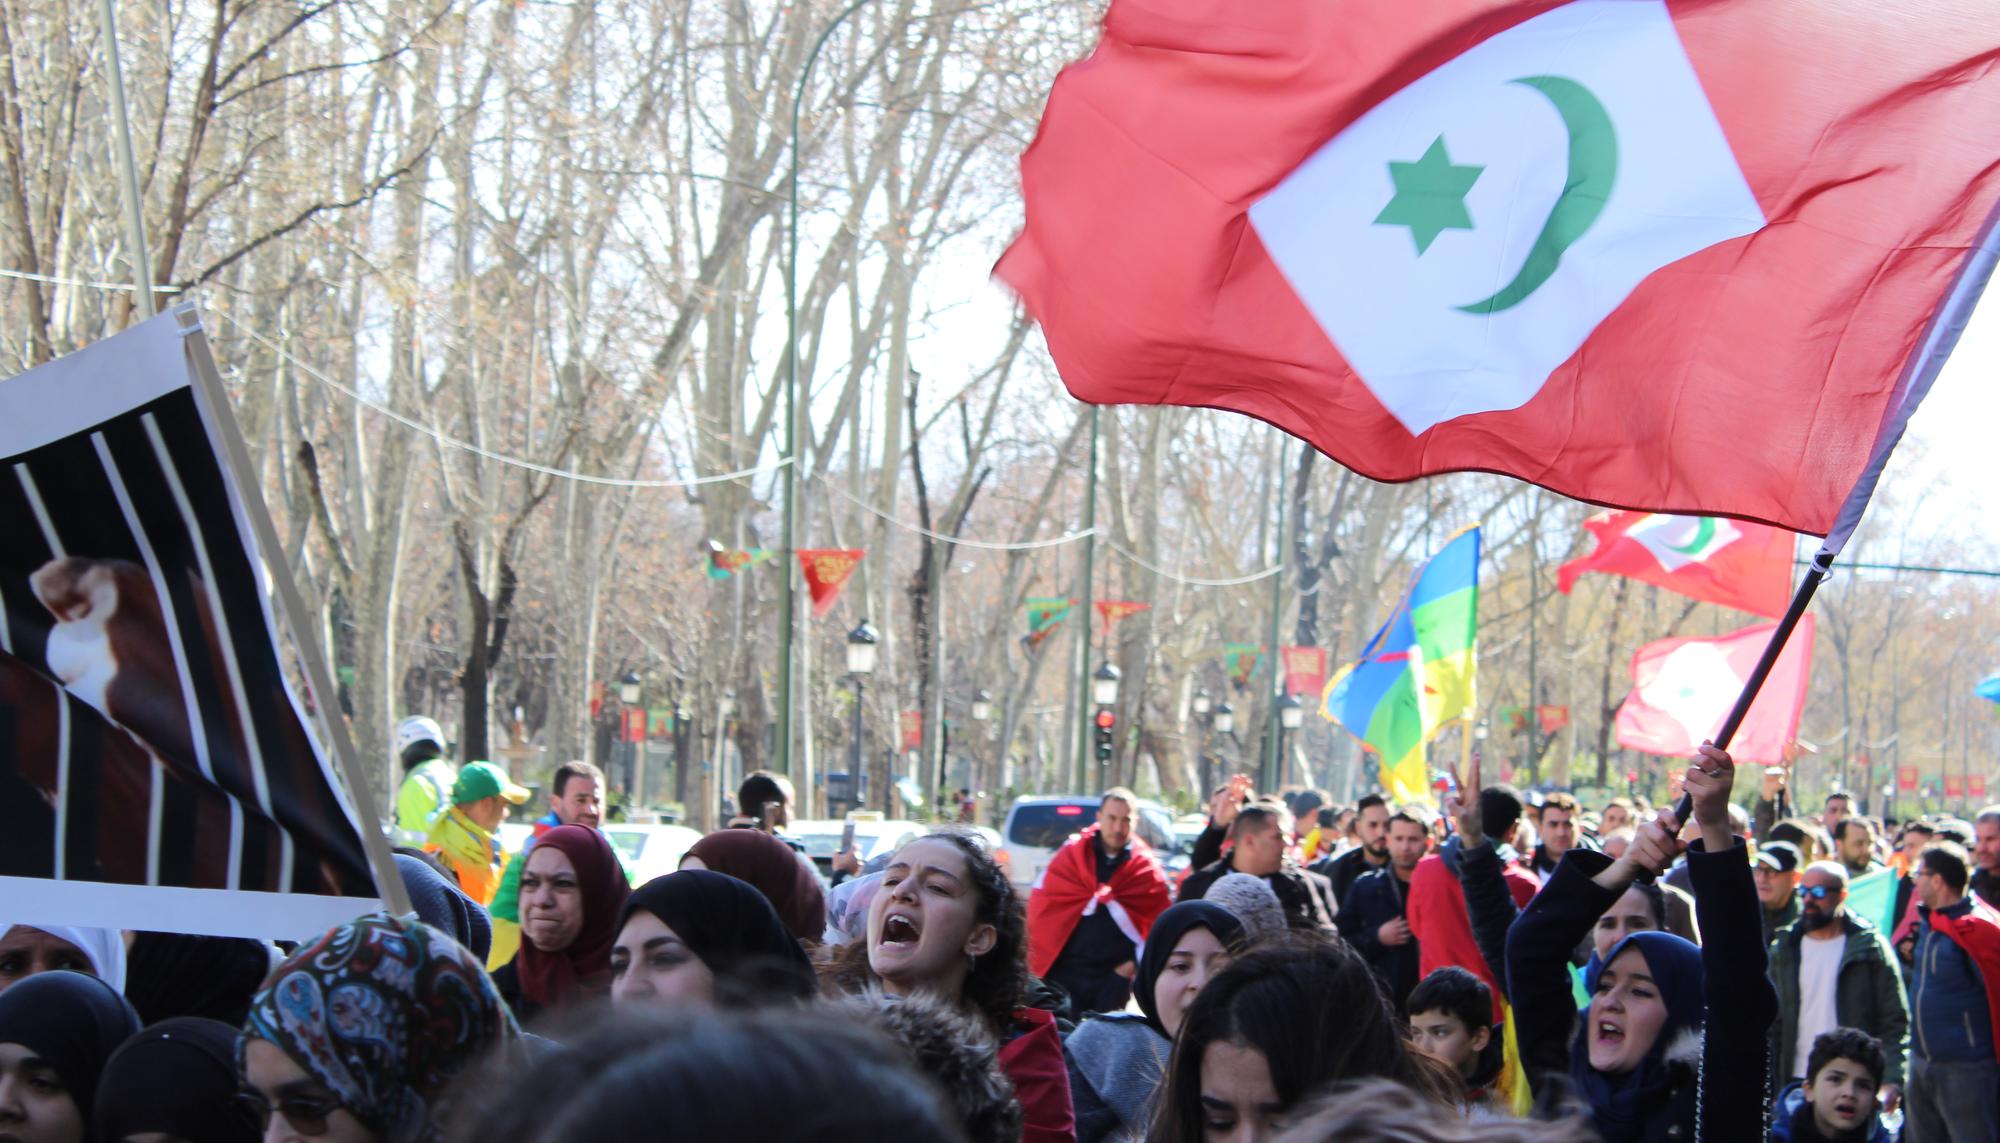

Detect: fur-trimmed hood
[836,990,1023,1143]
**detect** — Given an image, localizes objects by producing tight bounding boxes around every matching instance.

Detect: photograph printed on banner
[0,316,375,904]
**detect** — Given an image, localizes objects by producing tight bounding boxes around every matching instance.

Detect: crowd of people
[3,715,1997,1142]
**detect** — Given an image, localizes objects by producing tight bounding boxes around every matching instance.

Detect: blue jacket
[1911,898,1996,1063]
[1335,865,1418,1014]
[1768,1081,1891,1143]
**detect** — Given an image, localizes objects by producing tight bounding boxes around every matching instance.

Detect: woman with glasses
[239,913,520,1143]
[0,969,139,1143]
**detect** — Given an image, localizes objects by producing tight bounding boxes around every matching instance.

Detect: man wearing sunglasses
[1768,860,1910,1116]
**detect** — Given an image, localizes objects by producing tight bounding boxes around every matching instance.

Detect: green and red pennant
[1023,597,1076,648]
[799,549,865,618]
[996,0,2000,536]
[706,540,776,580]
[1558,512,1793,617]
[1223,644,1262,688]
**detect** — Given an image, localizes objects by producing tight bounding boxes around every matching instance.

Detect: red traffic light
[1626,770,1640,783]
[1094,709,1117,729]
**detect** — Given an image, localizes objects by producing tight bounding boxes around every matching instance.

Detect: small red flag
[1615,616,1816,765]
[1898,766,1920,794]
[1946,775,1965,800]
[899,710,924,752]
[1281,646,1327,697]
[799,549,865,618]
[1095,600,1151,634]
[1973,775,1989,801]
[1559,513,1793,618]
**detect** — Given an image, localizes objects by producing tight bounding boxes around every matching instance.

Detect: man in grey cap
[1757,839,1804,946]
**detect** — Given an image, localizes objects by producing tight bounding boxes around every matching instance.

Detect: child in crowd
[1771,1027,1894,1143]
[1406,966,1503,1109]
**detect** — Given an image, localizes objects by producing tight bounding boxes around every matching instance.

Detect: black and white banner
[0,311,386,937]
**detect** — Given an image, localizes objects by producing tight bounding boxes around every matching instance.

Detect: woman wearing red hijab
[682,829,828,943]
[492,824,630,1023]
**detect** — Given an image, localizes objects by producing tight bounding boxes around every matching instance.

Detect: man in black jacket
[1315,794,1390,909]
[1180,803,1336,932]
[1335,807,1430,1014]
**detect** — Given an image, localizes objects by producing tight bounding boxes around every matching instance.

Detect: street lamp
[971,689,994,723]
[847,619,878,815]
[1092,662,1122,707]
[1192,689,1213,717]
[1277,694,1303,785]
[618,671,642,812]
[1213,702,1235,736]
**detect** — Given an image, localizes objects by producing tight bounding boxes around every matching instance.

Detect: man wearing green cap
[424,760,529,906]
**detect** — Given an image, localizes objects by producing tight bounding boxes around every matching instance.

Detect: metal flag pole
[1072,405,1101,791]
[96,0,155,320]
[1262,433,1291,791]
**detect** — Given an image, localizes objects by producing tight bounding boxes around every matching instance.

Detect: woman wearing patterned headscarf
[238,913,519,1143]
[489,824,629,1023]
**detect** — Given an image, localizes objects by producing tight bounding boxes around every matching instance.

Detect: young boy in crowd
[1406,967,1501,1107]
[1771,1027,1893,1143]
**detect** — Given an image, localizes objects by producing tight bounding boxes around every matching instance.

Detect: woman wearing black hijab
[609,870,815,1008]
[1066,901,1248,1143]
[0,970,141,1143]
[93,1018,257,1143]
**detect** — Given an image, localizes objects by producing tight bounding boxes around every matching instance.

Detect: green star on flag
[1374,136,1483,255]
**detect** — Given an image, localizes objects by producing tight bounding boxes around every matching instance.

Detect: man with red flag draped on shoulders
[1027,787,1173,1016]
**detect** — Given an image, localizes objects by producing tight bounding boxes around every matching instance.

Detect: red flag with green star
[1557,512,1793,617]
[996,0,2000,536]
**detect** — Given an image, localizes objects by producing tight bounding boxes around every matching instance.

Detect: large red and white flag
[996,0,2000,536]
[1558,512,1793,617]
[1615,616,1816,765]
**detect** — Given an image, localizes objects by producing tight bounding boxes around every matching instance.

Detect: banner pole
[1666,547,1833,827]
[175,305,410,916]
[95,0,156,320]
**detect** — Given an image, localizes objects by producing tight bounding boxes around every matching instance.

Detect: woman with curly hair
[825,827,1075,1142]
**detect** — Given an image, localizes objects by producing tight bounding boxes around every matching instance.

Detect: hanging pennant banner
[0,310,392,938]
[706,540,776,580]
[1537,705,1571,734]
[1095,599,1152,635]
[1898,766,1920,793]
[1945,775,1965,800]
[1023,597,1076,649]
[799,549,865,617]
[1973,775,1989,800]
[1223,644,1263,688]
[621,707,648,743]
[899,710,924,752]
[1281,646,1327,696]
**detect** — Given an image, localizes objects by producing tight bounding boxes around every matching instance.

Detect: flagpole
[1666,548,1833,826]
[96,0,155,320]
[1261,433,1291,792]
[1072,405,1100,791]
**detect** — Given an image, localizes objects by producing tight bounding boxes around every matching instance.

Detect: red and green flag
[996,0,2000,536]
[1558,512,1793,617]
[706,541,775,581]
[1023,597,1076,649]
[1223,644,1262,689]
[1323,527,1481,803]
[1615,616,1815,765]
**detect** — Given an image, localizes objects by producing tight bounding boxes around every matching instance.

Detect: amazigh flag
[798,549,864,618]
[1095,600,1151,634]
[1023,597,1075,649]
[706,541,775,580]
[1615,615,1815,765]
[1558,512,1793,617]
[1323,527,1480,804]
[1223,644,1262,689]
[997,0,2000,536]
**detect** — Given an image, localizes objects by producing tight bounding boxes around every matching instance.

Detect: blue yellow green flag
[1321,526,1481,803]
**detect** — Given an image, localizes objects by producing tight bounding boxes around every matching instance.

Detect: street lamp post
[618,671,642,814]
[969,689,993,822]
[1092,663,1121,786]
[1192,689,1213,795]
[1278,694,1303,784]
[846,619,878,818]
[1214,701,1236,777]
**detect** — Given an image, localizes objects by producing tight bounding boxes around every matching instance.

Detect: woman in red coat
[827,828,1077,1142]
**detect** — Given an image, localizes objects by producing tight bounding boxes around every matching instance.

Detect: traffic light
[1094,708,1116,764]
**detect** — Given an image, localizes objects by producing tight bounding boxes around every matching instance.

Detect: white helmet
[395,716,446,756]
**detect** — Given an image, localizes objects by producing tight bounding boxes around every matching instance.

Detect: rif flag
[997,0,2000,536]
[1615,615,1816,765]
[1558,512,1794,617]
[1323,527,1480,804]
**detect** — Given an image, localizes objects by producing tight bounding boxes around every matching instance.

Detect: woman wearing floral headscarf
[238,913,519,1143]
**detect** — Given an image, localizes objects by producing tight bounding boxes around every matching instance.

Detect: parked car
[999,795,1177,891]
[603,823,704,885]
[787,817,926,879]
